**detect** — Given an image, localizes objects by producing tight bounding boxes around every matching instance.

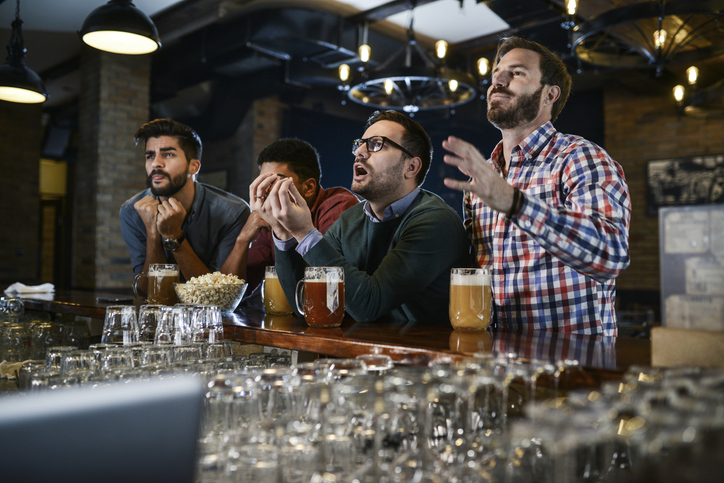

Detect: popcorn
[187,272,245,285]
[174,272,247,311]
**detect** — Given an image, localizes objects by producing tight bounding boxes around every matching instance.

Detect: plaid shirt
[465,122,631,336]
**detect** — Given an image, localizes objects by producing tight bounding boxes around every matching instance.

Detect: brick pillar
[0,102,42,285]
[74,49,150,289]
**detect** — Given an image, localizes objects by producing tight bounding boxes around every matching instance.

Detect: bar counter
[18,289,651,377]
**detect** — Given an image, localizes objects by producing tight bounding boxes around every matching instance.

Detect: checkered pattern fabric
[465,122,631,336]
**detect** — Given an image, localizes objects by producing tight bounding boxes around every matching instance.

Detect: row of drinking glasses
[1,316,91,362]
[193,355,724,483]
[102,304,224,346]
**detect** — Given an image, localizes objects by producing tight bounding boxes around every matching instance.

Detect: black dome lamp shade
[80,0,161,55]
[0,0,47,104]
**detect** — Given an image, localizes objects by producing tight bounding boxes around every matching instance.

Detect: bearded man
[120,118,250,280]
[443,37,631,337]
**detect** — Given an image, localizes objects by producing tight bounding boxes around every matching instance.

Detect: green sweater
[275,190,472,323]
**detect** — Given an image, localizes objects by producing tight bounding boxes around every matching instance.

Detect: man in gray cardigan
[250,111,471,323]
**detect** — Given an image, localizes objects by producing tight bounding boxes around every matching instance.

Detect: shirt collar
[362,187,420,223]
[490,121,556,170]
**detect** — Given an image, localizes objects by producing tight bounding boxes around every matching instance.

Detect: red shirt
[246,186,359,291]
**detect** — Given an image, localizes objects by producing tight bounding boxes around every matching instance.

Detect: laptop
[0,375,205,483]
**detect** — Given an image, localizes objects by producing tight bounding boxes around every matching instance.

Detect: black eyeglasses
[352,136,414,158]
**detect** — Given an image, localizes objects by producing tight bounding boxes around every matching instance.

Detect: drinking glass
[449,267,492,330]
[138,304,169,343]
[263,266,294,315]
[101,305,139,345]
[155,305,193,345]
[132,263,180,305]
[45,345,79,374]
[191,305,223,343]
[295,266,345,327]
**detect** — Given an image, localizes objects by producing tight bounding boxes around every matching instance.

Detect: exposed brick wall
[604,87,724,292]
[74,49,150,289]
[0,102,42,284]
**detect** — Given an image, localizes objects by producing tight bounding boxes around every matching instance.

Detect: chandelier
[337,7,487,114]
[564,0,724,116]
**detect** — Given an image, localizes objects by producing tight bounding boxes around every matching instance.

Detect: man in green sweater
[250,110,471,323]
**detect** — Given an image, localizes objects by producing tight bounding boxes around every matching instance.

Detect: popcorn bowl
[174,282,247,313]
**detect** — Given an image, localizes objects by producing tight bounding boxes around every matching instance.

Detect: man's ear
[405,157,422,180]
[544,85,560,106]
[189,159,201,176]
[302,178,317,199]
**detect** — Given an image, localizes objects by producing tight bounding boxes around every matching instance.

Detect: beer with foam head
[449,268,492,330]
[295,267,345,327]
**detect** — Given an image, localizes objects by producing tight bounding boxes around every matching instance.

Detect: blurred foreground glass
[263,266,294,315]
[295,266,345,327]
[132,263,179,305]
[102,306,139,345]
[449,268,492,330]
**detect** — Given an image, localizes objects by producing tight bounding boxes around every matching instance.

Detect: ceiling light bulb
[477,57,489,76]
[435,40,448,59]
[384,79,394,95]
[358,44,371,63]
[686,66,698,85]
[673,85,685,102]
[566,0,577,16]
[339,64,350,82]
[449,79,458,92]
[654,30,667,49]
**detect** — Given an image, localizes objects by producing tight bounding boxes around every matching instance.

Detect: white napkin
[4,282,55,294]
[0,360,27,379]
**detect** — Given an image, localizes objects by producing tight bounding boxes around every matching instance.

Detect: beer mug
[132,263,180,305]
[295,267,345,327]
[449,268,492,330]
[263,266,294,315]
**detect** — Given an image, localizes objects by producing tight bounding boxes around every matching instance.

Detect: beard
[147,169,188,197]
[487,85,544,130]
[351,156,406,202]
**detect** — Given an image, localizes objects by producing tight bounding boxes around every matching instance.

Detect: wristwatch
[162,232,186,252]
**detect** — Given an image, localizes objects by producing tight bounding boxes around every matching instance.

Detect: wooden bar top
[16,289,651,373]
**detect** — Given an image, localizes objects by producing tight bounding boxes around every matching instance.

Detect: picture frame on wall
[646,154,724,217]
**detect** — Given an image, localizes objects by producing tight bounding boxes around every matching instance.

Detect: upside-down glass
[101,305,139,345]
[138,304,169,343]
[155,305,193,345]
[295,266,345,327]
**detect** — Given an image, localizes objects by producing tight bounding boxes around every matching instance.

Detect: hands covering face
[249,173,315,242]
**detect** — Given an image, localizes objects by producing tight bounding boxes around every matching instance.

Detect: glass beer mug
[132,263,180,305]
[295,267,345,327]
[449,268,492,330]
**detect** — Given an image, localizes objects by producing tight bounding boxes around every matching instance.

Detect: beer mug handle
[294,280,306,316]
[132,272,148,302]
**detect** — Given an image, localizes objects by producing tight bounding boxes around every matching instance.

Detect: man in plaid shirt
[443,37,631,337]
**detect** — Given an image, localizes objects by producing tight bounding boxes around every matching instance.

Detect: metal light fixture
[0,0,47,104]
[80,0,161,55]
[342,10,477,114]
[570,0,724,76]
[567,0,724,117]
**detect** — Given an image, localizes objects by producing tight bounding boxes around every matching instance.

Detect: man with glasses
[250,110,471,323]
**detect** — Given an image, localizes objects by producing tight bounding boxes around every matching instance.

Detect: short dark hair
[134,118,202,162]
[365,110,432,186]
[494,37,571,122]
[257,138,322,194]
